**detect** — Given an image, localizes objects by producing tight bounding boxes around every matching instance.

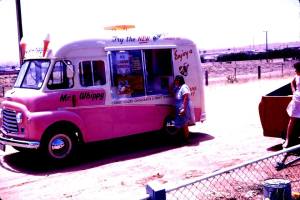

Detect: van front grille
[2,109,19,133]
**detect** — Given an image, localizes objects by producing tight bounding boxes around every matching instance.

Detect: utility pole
[263,30,269,62]
[15,0,23,66]
[264,30,268,52]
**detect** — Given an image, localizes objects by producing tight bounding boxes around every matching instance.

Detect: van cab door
[72,58,113,142]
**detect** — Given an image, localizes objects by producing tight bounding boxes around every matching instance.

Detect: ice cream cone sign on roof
[43,34,50,57]
[104,25,135,31]
[20,37,26,61]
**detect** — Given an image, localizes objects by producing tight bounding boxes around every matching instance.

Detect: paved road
[0,77,290,200]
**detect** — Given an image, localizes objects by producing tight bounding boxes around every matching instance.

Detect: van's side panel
[110,104,172,138]
[0,37,206,148]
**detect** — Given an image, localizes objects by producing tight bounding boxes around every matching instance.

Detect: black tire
[163,116,190,145]
[41,127,78,162]
[162,116,185,144]
[163,116,180,137]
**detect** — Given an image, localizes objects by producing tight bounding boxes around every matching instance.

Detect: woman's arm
[179,93,189,115]
[291,78,296,93]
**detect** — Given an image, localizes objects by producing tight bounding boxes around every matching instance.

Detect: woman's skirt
[287,99,300,118]
[174,101,196,128]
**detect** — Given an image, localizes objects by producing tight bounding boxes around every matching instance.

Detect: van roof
[54,36,195,57]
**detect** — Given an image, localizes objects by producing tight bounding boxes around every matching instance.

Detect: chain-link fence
[161,145,300,200]
[142,145,300,200]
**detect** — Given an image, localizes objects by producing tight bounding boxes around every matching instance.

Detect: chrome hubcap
[51,138,65,150]
[49,134,72,159]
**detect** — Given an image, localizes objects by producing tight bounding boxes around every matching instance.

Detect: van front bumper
[0,129,40,150]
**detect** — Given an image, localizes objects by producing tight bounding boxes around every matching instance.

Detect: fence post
[146,181,166,200]
[205,70,208,86]
[234,67,237,78]
[281,63,284,77]
[258,66,261,79]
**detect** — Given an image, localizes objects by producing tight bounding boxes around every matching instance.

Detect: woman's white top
[287,75,300,118]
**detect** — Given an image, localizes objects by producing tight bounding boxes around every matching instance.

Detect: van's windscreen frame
[14,59,51,89]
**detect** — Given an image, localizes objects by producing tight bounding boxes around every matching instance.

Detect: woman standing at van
[284,62,300,148]
[172,75,195,140]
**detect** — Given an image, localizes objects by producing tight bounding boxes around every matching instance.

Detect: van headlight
[16,112,23,124]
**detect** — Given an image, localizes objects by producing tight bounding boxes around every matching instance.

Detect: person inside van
[283,61,300,148]
[172,75,195,140]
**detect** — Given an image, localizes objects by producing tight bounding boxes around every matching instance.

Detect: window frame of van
[79,60,106,87]
[144,49,174,95]
[47,60,74,90]
[107,47,175,99]
[14,59,51,90]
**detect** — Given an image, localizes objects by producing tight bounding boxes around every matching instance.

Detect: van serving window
[79,60,106,87]
[110,50,145,98]
[110,49,173,99]
[144,49,173,95]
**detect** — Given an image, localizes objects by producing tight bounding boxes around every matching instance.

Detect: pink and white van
[0,34,205,161]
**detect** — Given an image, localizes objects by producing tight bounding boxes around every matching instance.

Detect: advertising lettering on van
[60,92,105,102]
[190,86,197,96]
[138,36,150,44]
[60,94,72,102]
[111,34,162,45]
[79,92,105,101]
[174,49,193,62]
[179,62,189,76]
[112,95,171,104]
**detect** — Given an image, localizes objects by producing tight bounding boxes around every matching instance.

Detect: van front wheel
[41,128,77,162]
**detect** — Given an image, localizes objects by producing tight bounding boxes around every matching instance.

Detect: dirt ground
[0,74,293,199]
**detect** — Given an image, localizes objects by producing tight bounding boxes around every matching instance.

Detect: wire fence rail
[203,60,296,85]
[142,144,300,200]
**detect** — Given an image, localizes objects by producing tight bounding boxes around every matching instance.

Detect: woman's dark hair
[294,62,300,72]
[175,75,185,85]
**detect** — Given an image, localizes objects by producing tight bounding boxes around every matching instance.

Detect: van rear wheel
[163,116,184,143]
[163,116,179,137]
[163,116,190,144]
[41,127,78,162]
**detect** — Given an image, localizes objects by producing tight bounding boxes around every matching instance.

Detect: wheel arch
[28,110,88,142]
[41,120,84,145]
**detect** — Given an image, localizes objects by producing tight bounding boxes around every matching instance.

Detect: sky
[0,0,299,65]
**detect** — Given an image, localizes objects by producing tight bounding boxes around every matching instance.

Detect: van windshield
[14,59,50,89]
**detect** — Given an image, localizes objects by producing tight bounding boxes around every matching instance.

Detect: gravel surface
[0,74,293,199]
[1,60,298,199]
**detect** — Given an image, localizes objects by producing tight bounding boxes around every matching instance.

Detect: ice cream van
[0,34,205,161]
